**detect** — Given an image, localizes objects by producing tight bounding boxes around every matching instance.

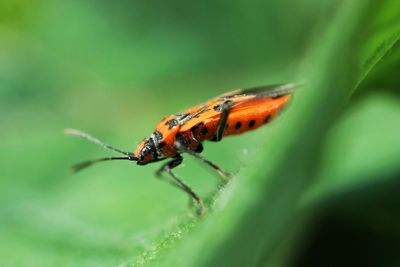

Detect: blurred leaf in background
[0,0,399,266]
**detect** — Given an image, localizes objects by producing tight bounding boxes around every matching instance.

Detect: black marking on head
[201,126,208,135]
[272,95,284,99]
[264,115,272,124]
[235,121,242,129]
[165,119,178,129]
[248,120,256,128]
[137,138,158,164]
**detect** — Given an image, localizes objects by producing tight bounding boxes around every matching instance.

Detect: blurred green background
[0,0,399,266]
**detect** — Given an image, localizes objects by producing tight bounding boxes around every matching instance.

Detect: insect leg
[175,141,231,183]
[155,155,205,215]
[214,100,234,142]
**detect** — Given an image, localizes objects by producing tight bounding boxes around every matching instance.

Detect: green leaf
[302,93,400,208]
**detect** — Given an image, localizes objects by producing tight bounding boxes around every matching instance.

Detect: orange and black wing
[180,84,295,141]
[180,83,296,133]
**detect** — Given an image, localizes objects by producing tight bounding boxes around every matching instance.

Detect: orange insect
[66,83,296,215]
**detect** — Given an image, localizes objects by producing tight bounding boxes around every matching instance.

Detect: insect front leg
[214,100,234,142]
[155,155,205,216]
[174,141,232,183]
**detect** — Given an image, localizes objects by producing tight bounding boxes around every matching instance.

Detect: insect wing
[179,96,249,132]
[179,83,296,132]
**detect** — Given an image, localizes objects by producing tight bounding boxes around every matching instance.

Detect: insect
[66,83,296,215]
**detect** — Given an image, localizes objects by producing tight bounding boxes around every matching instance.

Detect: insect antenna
[71,156,132,173]
[64,128,138,172]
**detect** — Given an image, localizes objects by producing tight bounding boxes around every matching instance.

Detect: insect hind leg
[155,155,205,216]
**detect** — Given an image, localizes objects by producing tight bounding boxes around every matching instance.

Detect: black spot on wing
[165,119,178,129]
[248,120,256,128]
[213,104,222,112]
[235,121,242,129]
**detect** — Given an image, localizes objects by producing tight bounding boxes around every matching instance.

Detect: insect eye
[141,146,151,156]
[139,140,157,162]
